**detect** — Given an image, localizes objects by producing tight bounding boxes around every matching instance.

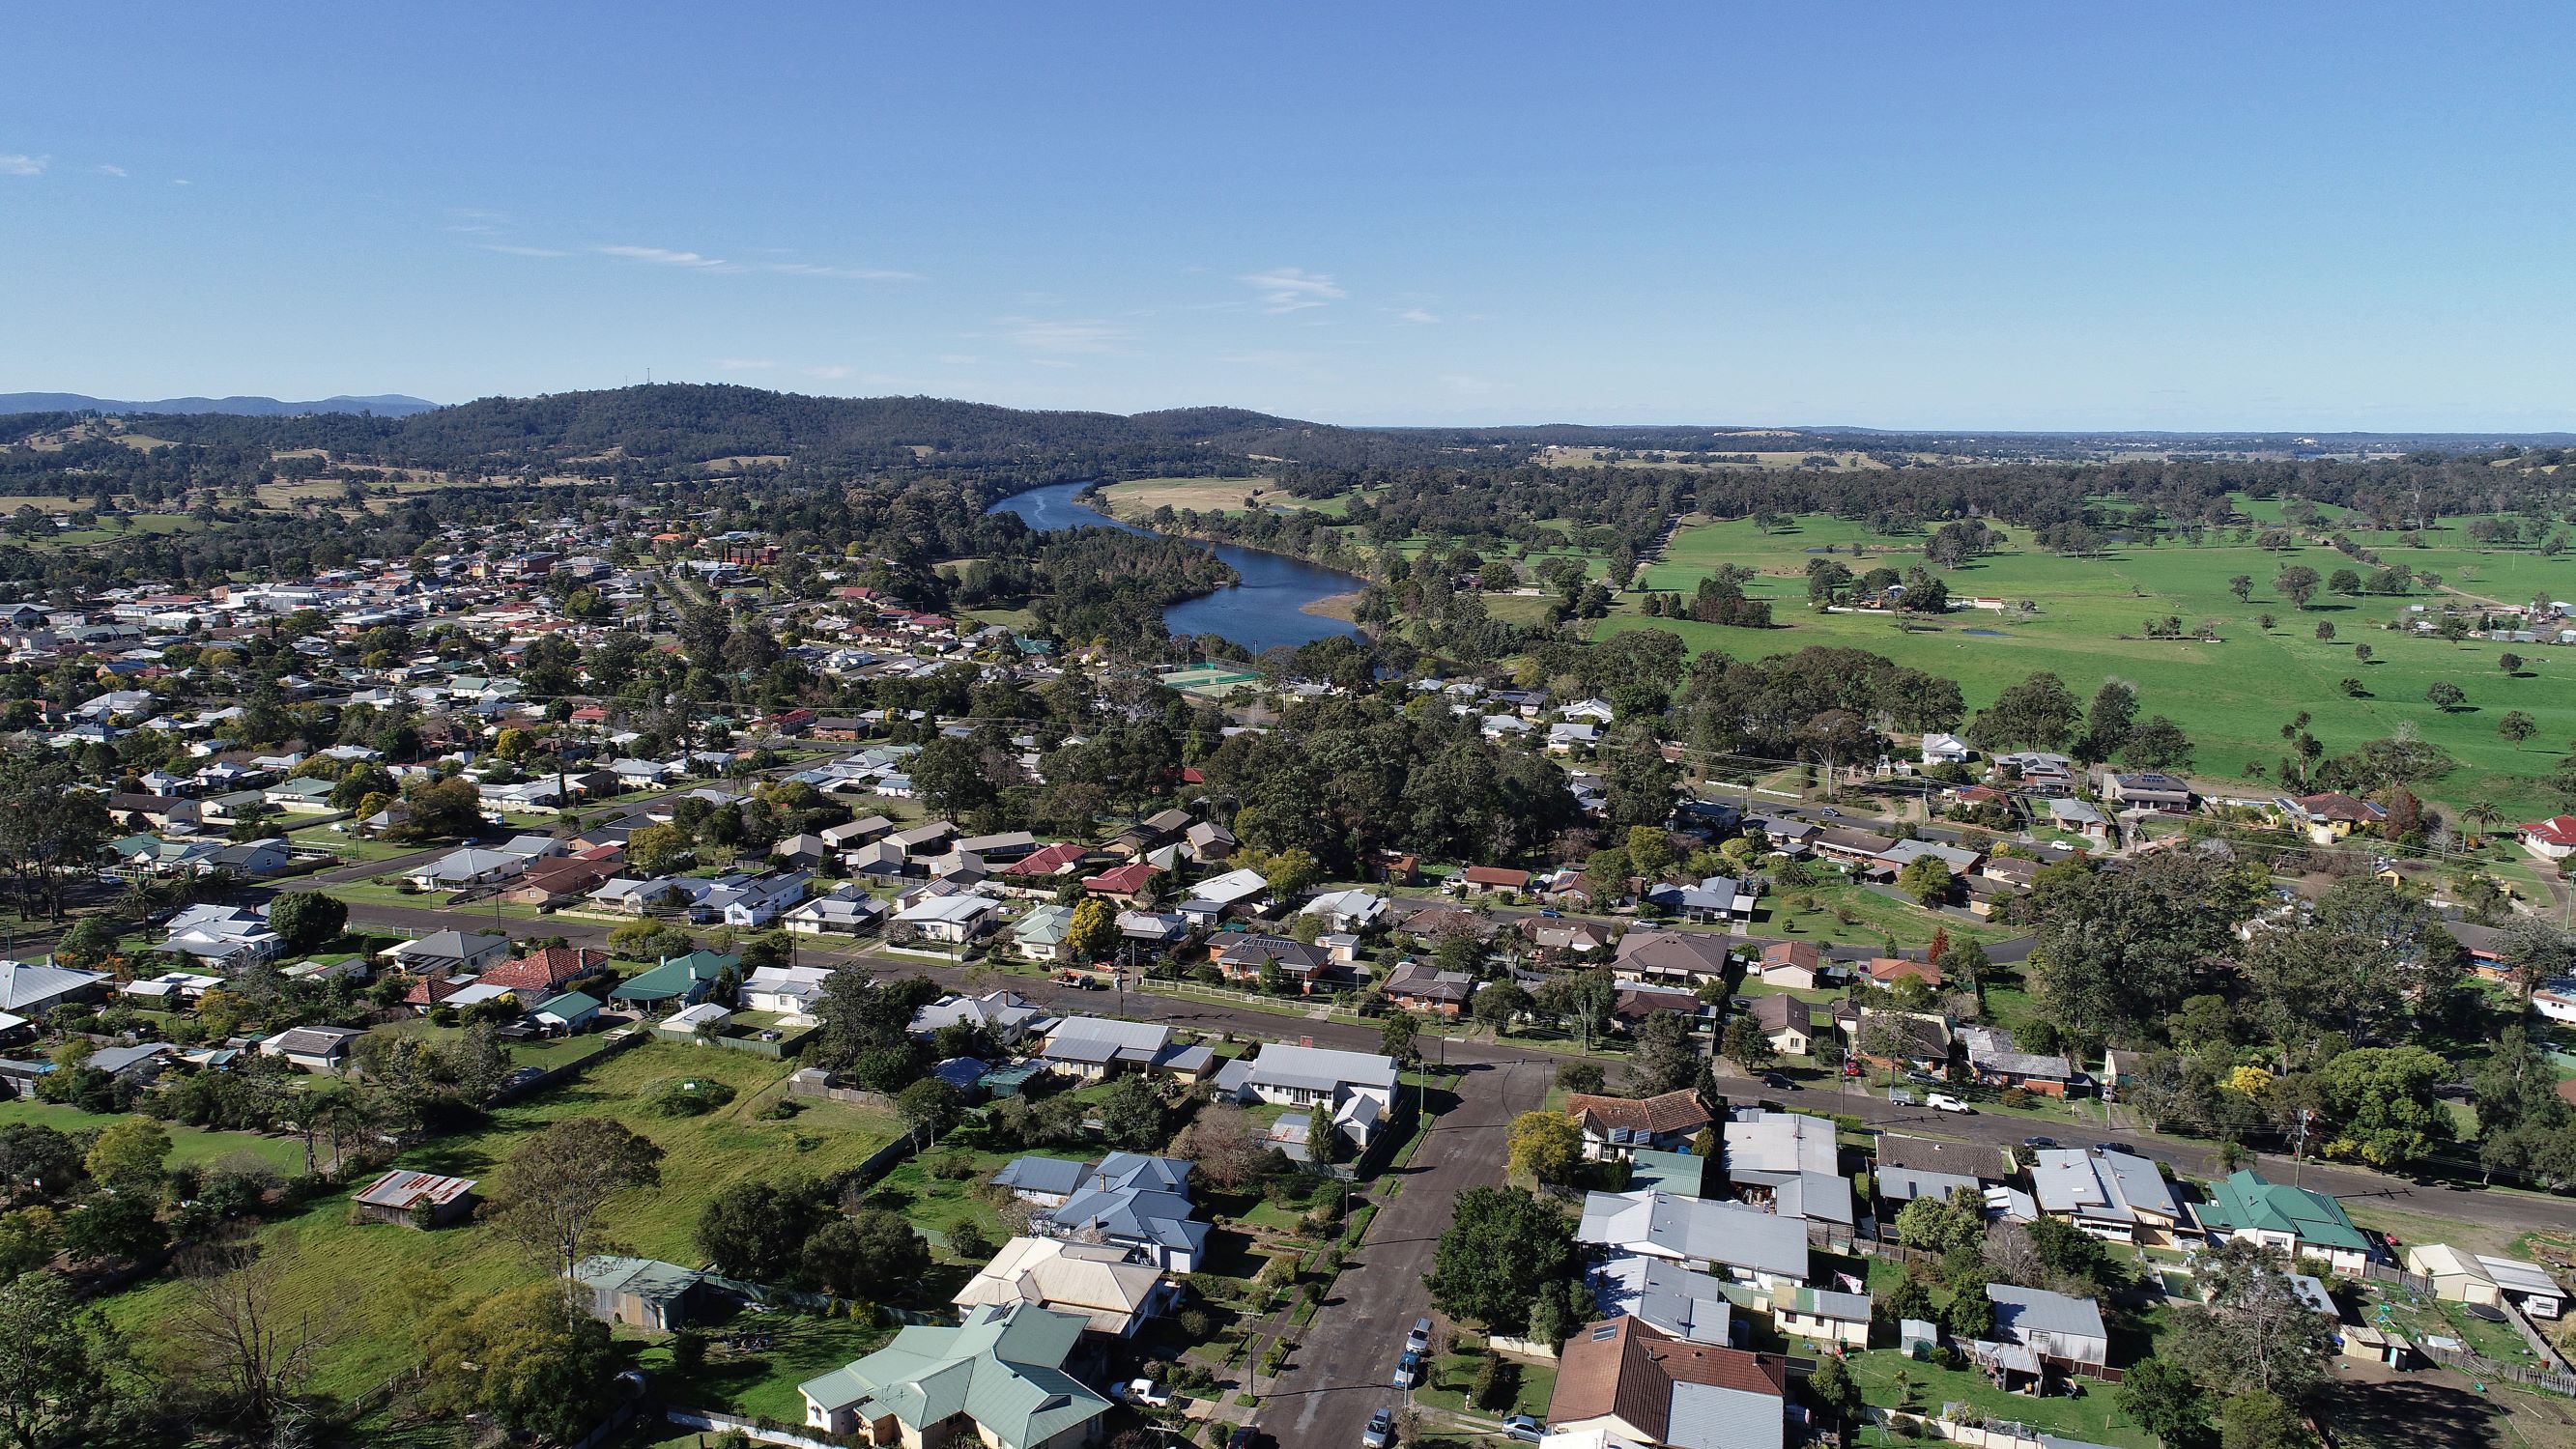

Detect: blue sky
[6,3,2574,430]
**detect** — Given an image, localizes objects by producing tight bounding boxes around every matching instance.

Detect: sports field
[1604,509,2576,814]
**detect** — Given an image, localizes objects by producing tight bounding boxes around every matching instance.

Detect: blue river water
[986,482,1364,653]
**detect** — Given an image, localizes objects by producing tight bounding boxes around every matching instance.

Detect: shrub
[648,1077,737,1117]
[1999,1088,2030,1110]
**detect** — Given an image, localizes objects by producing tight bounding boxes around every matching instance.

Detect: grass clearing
[1095,475,1283,516]
[1604,507,2576,816]
[94,1042,902,1401]
[0,1098,312,1174]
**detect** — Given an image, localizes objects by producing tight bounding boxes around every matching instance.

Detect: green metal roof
[2199,1170,2369,1253]
[609,950,740,1003]
[798,1302,1108,1449]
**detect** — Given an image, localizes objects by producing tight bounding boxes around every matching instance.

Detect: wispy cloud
[761,262,920,282]
[1240,267,1345,313]
[480,242,571,258]
[1394,307,1440,325]
[94,163,126,179]
[0,154,47,177]
[599,244,730,270]
[1028,358,1076,369]
[1442,374,1495,396]
[1001,318,1131,355]
[717,358,776,371]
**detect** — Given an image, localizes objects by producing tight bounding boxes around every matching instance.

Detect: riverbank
[1301,589,1360,622]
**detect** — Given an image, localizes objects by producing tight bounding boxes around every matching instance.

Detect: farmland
[1601,508,2576,815]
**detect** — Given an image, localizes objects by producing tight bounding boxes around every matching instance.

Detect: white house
[893,893,998,945]
[1210,1044,1401,1150]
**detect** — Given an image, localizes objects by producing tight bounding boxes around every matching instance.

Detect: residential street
[1260,1056,1552,1448]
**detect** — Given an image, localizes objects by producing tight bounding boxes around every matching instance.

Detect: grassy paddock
[95,1043,902,1400]
[1604,507,2576,815]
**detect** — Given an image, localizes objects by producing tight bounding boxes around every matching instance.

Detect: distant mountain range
[0,391,441,417]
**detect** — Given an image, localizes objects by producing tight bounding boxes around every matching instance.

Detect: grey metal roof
[1666,1380,1785,1449]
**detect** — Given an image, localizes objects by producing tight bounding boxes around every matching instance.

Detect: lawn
[95,1043,903,1401]
[1413,1350,1557,1420]
[1602,508,2576,816]
[1845,1349,2154,1447]
[858,1145,1089,1255]
[636,1311,893,1423]
[372,1016,617,1072]
[1762,877,2016,951]
[0,1098,311,1175]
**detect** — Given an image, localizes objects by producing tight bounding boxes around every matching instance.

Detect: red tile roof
[1005,842,1090,876]
[478,946,609,994]
[1081,862,1159,895]
[2523,814,2576,847]
[1548,1317,1785,1439]
[1565,1089,1712,1139]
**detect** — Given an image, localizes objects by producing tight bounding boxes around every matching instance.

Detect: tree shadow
[2325,1376,2513,1449]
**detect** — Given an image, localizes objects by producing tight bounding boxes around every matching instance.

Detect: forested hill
[75,386,1347,477]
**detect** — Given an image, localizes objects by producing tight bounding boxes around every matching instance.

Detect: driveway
[1257,1057,1552,1447]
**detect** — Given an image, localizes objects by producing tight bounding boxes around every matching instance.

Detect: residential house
[1012,903,1078,963]
[1381,961,1475,1016]
[1772,1286,1872,1350]
[1456,865,1531,896]
[2196,1170,2376,1274]
[1301,888,1388,934]
[1212,1044,1402,1151]
[530,991,601,1036]
[1212,934,1330,992]
[0,962,100,1019]
[1036,1016,1211,1082]
[784,886,887,937]
[500,854,618,907]
[1030,1152,1208,1272]
[1589,1255,1737,1346]
[2031,1148,2184,1247]
[797,1302,1110,1448]
[913,990,1050,1045]
[477,946,609,1000]
[162,904,283,970]
[607,950,741,1013]
[892,893,998,945]
[2518,814,2576,864]
[385,929,510,979]
[408,847,526,891]
[1959,1025,2080,1096]
[1749,995,1817,1056]
[1866,956,1942,993]
[1614,929,1735,988]
[1565,1090,1716,1161]
[1986,1281,2110,1376]
[1545,1317,1788,1449]
[1177,866,1271,925]
[1920,732,1974,766]
[206,838,291,878]
[741,964,835,1017]
[1078,862,1160,906]
[951,1236,1172,1338]
[1755,941,1824,990]
[2286,792,2387,844]
[1646,876,1761,924]
[2102,771,2192,813]
[259,1024,366,1072]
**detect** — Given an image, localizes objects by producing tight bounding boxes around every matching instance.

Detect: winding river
[986,482,1365,653]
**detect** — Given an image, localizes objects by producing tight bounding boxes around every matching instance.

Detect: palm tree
[2465,797,2499,844]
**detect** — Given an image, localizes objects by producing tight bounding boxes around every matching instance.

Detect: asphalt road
[333,896,2576,1242]
[1260,1057,1551,1448]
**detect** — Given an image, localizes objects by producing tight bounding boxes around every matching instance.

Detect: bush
[1999,1088,2030,1110]
[648,1077,737,1117]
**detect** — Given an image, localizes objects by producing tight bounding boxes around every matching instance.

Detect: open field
[1095,474,1285,516]
[95,1042,902,1400]
[0,1099,312,1174]
[1606,508,2576,815]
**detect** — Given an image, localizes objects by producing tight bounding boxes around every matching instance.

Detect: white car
[1926,1093,1974,1114]
[1117,1379,1172,1408]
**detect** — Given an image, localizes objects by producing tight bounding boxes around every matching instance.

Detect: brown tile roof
[1874,1133,2017,1181]
[1749,995,1814,1032]
[1565,1089,1712,1139]
[1461,866,1531,888]
[1759,940,1820,971]
[479,946,609,994]
[1548,1316,1786,1439]
[1869,956,1942,987]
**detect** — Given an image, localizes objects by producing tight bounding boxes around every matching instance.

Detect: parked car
[1903,1068,1940,1085]
[1115,1379,1171,1407]
[1504,1415,1546,1442]
[1363,1409,1394,1448]
[1927,1093,1973,1114]
[1392,1350,1423,1389]
[1761,1071,1796,1090]
[2022,1135,2058,1150]
[1406,1317,1433,1353]
[2091,1141,2136,1154]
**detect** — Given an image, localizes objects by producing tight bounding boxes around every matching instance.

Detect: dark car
[1762,1072,1796,1091]
[2091,1141,2136,1154]
[2022,1135,2058,1150]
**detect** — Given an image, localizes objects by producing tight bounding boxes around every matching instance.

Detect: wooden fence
[2419,1343,2576,1397]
